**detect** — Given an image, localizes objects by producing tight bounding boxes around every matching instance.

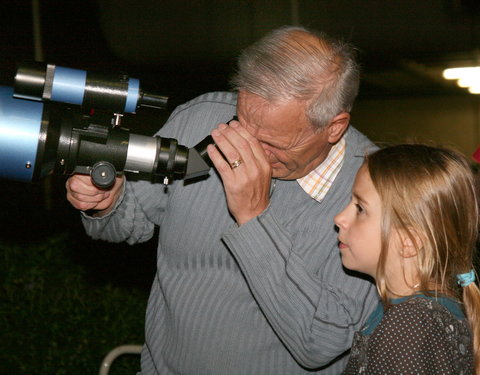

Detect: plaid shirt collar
[296,137,346,202]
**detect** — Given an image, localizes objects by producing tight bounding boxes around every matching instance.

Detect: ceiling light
[457,77,480,88]
[443,66,480,94]
[468,86,480,94]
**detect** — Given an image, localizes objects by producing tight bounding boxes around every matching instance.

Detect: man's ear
[399,229,423,259]
[327,112,350,144]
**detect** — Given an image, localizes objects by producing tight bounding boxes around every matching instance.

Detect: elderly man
[66,26,378,374]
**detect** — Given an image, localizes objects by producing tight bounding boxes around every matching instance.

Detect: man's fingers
[66,174,123,212]
[207,143,233,176]
[228,121,269,164]
[210,122,263,169]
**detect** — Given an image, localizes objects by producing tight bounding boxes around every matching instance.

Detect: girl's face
[334,165,383,278]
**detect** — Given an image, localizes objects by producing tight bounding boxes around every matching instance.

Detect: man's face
[236,90,334,180]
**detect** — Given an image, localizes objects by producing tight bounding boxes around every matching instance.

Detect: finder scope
[14,62,168,113]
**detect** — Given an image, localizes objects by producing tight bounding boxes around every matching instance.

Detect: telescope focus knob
[91,161,117,189]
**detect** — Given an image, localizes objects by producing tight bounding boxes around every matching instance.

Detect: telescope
[0,63,213,188]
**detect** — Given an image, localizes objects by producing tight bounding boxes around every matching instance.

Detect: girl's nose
[334,208,347,229]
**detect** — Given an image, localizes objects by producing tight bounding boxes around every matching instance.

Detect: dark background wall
[2,1,479,146]
[1,0,480,284]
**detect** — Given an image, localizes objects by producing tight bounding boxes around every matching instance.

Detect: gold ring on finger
[230,159,243,169]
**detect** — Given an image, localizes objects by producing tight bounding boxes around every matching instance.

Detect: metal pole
[290,0,300,26]
[99,345,143,375]
[32,0,44,62]
[31,0,52,210]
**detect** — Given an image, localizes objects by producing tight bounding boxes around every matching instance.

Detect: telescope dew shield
[0,86,51,182]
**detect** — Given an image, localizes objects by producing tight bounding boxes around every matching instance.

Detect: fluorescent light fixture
[443,66,480,94]
[443,67,480,79]
[457,77,480,87]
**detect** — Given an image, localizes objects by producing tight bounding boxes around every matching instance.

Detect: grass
[0,235,148,375]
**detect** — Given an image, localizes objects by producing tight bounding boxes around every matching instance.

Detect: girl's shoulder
[378,296,472,358]
[382,295,467,331]
[386,295,465,322]
[346,296,474,374]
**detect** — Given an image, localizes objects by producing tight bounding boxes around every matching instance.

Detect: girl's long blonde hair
[366,144,480,372]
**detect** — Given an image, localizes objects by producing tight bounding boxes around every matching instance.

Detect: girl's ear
[399,229,423,259]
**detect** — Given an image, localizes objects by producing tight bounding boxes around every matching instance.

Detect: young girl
[334,144,480,374]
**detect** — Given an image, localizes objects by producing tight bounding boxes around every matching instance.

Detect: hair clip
[457,270,476,287]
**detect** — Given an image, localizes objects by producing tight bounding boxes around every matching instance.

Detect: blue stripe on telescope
[49,66,140,113]
[125,78,140,113]
[51,66,86,106]
[0,86,43,182]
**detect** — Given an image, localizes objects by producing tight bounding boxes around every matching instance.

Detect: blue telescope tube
[0,86,44,182]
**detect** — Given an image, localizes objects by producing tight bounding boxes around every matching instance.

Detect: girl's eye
[355,203,365,215]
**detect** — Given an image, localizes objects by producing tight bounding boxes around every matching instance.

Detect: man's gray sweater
[82,92,378,374]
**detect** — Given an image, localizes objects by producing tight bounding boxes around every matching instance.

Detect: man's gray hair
[230,26,360,130]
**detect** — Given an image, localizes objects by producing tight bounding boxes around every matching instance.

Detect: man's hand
[207,120,272,226]
[66,174,124,216]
